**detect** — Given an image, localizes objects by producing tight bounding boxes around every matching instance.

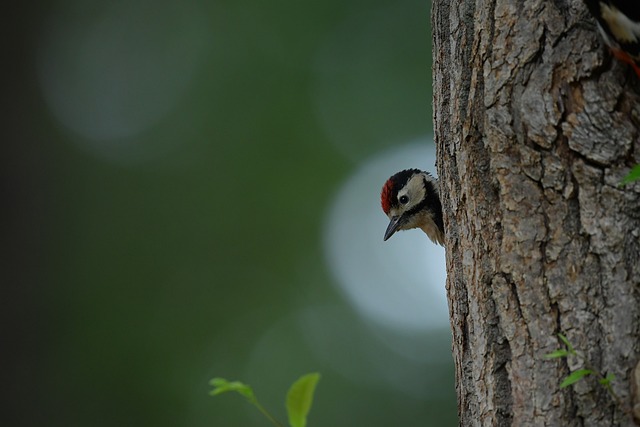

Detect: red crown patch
[380,179,395,214]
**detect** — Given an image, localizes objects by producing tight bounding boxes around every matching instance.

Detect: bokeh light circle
[323,140,448,332]
[36,0,207,160]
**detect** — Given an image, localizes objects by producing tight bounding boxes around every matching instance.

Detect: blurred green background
[3,0,456,425]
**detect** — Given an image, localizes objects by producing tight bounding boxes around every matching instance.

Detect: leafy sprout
[620,164,640,186]
[210,373,321,427]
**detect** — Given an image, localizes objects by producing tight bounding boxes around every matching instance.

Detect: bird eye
[399,195,409,204]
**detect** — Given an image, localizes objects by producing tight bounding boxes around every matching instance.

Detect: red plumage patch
[611,48,640,78]
[380,179,394,214]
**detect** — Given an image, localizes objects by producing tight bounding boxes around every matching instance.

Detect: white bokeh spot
[323,140,448,332]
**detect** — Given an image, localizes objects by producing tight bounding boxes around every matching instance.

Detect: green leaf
[560,369,593,388]
[621,164,640,186]
[599,373,616,385]
[544,349,569,359]
[209,378,256,403]
[286,373,321,427]
[557,334,574,354]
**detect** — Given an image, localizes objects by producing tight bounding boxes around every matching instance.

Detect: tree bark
[432,0,640,425]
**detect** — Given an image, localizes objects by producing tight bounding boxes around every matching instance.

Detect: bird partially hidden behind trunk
[583,0,640,77]
[380,169,444,246]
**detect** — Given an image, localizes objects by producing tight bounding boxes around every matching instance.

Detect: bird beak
[383,216,403,241]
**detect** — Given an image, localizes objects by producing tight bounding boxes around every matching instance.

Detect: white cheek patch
[601,2,640,44]
[402,176,426,210]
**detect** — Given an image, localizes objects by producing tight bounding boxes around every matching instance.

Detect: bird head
[380,169,444,245]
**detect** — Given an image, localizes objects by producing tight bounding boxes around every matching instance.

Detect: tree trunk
[432,0,640,425]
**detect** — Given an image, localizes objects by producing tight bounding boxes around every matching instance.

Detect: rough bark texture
[432,0,640,425]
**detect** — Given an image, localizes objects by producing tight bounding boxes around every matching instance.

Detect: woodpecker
[380,169,444,246]
[583,0,640,78]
